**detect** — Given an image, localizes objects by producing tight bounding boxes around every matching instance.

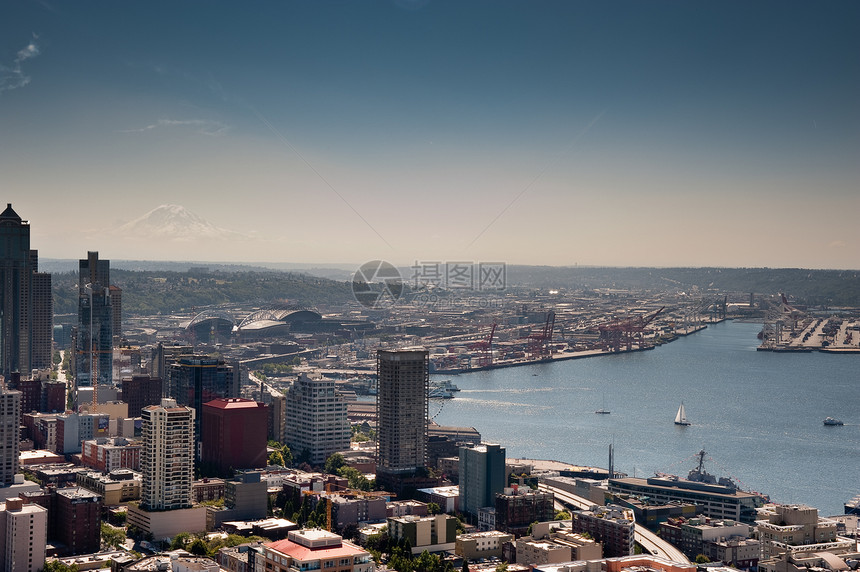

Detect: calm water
[432,321,860,516]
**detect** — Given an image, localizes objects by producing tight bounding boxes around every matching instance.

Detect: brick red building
[201,398,268,476]
[81,437,141,472]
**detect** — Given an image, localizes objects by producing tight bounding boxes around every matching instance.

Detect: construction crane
[527,311,555,359]
[597,307,664,352]
[467,323,497,368]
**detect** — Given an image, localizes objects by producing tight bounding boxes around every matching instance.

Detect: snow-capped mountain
[117,204,250,241]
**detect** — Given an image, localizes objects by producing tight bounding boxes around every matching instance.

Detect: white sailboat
[595,394,610,414]
[674,402,691,426]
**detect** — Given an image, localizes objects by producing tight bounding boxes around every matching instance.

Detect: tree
[189,538,209,556]
[324,453,347,474]
[101,523,127,550]
[414,550,440,572]
[268,450,285,467]
[554,509,570,520]
[495,564,508,572]
[42,561,79,572]
[427,502,441,515]
[462,559,470,572]
[695,555,711,564]
[170,532,191,550]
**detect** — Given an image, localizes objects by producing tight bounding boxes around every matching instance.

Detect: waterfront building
[283,373,350,467]
[387,514,458,554]
[495,487,555,536]
[608,477,765,524]
[456,530,514,560]
[570,505,635,558]
[262,529,374,572]
[515,521,602,564]
[459,442,506,518]
[756,504,853,563]
[376,348,428,480]
[0,387,21,487]
[75,251,114,386]
[201,397,268,476]
[658,516,752,562]
[121,374,163,418]
[0,497,47,572]
[0,204,52,379]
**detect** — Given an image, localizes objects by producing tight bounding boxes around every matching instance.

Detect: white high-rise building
[284,373,350,466]
[0,497,47,572]
[0,388,21,487]
[140,398,194,511]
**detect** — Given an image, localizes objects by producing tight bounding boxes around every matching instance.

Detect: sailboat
[595,394,610,414]
[674,402,691,426]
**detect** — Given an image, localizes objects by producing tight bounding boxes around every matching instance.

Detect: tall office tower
[109,285,122,342]
[283,373,350,466]
[167,356,239,444]
[140,398,194,511]
[121,375,163,418]
[0,388,21,486]
[201,398,268,476]
[459,443,506,517]
[0,497,47,572]
[0,204,52,379]
[76,252,113,386]
[376,349,428,476]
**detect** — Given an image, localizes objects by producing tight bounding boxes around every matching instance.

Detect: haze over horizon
[2,1,858,270]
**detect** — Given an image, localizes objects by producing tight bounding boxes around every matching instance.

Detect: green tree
[189,538,209,556]
[42,561,80,572]
[337,466,372,491]
[324,453,347,474]
[100,523,127,549]
[462,559,470,572]
[414,550,440,572]
[495,564,508,572]
[170,532,191,550]
[695,554,711,564]
[554,509,570,520]
[268,450,285,467]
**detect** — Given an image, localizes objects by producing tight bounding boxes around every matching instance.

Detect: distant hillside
[52,269,354,316]
[50,265,860,317]
[503,266,860,306]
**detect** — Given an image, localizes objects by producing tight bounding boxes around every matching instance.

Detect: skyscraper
[0,204,52,379]
[140,398,194,511]
[376,348,428,476]
[459,443,506,517]
[167,356,239,450]
[283,373,350,466]
[0,388,21,486]
[75,252,113,386]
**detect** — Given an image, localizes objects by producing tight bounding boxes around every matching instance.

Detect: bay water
[432,321,860,515]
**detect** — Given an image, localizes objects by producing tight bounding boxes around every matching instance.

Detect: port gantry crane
[467,323,497,368]
[527,311,556,360]
[597,306,664,352]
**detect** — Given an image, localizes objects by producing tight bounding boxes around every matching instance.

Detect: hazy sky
[2,1,858,269]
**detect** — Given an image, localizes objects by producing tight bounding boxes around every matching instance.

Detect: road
[538,483,690,564]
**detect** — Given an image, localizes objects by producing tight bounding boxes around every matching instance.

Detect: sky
[1,1,859,269]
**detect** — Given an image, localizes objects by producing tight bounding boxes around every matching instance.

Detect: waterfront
[433,320,860,516]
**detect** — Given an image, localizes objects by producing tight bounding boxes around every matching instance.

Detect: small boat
[824,417,844,426]
[674,402,691,426]
[595,394,610,414]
